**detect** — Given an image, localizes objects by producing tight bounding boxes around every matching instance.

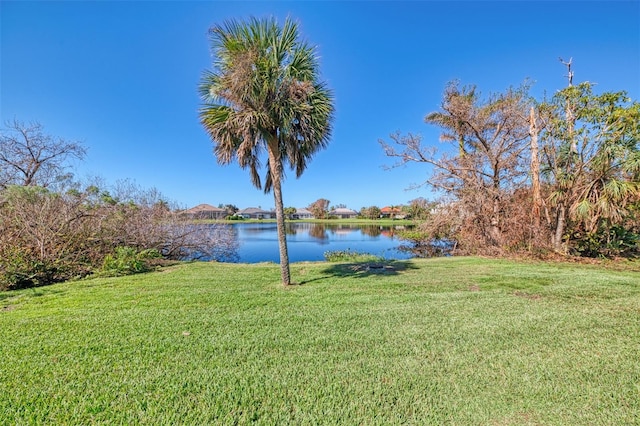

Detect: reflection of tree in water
[182,223,422,262]
[312,224,411,238]
[309,224,328,240]
[386,226,409,238]
[242,224,277,234]
[327,226,358,238]
[285,222,298,235]
[359,225,383,237]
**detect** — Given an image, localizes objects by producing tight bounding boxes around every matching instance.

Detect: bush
[97,247,161,277]
[395,229,456,258]
[324,250,383,263]
[1,182,237,290]
[0,186,89,289]
[571,225,639,258]
[0,247,61,290]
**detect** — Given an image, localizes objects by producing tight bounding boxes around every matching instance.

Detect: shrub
[571,225,639,258]
[395,229,456,257]
[0,186,92,289]
[0,181,238,290]
[97,247,161,277]
[0,246,61,290]
[324,249,383,263]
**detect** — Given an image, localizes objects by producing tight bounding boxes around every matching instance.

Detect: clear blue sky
[2,1,639,211]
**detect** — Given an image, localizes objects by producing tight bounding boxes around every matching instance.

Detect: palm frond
[199,16,334,193]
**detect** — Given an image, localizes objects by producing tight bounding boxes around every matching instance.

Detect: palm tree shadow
[300,260,419,284]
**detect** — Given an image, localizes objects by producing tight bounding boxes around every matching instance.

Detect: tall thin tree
[199,17,334,285]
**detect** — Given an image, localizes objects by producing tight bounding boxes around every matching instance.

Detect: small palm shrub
[572,225,639,258]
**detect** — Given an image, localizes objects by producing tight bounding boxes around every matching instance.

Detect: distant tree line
[0,120,235,290]
[299,198,433,220]
[381,60,640,258]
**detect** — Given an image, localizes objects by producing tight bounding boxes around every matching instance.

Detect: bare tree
[0,119,86,189]
[308,198,330,219]
[381,82,531,249]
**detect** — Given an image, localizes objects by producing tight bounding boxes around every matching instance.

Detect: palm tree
[424,82,476,158]
[199,17,334,285]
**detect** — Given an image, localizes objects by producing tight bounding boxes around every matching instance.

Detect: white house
[328,207,358,219]
[182,204,226,220]
[238,207,275,219]
[293,208,314,220]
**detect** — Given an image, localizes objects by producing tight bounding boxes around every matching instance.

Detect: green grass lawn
[1,257,638,425]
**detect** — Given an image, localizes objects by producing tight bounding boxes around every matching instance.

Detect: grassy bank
[1,257,639,424]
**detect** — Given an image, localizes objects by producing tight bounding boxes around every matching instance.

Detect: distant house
[238,207,275,219]
[328,207,358,219]
[380,206,405,219]
[182,204,226,220]
[293,208,314,220]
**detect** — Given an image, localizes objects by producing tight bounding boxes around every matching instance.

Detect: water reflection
[294,223,409,240]
[176,223,240,262]
[194,222,415,263]
[308,223,329,241]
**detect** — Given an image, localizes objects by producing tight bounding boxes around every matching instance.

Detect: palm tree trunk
[553,203,566,253]
[267,138,291,286]
[272,176,291,285]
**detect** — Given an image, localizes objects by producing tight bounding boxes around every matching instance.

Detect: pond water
[202,222,415,263]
